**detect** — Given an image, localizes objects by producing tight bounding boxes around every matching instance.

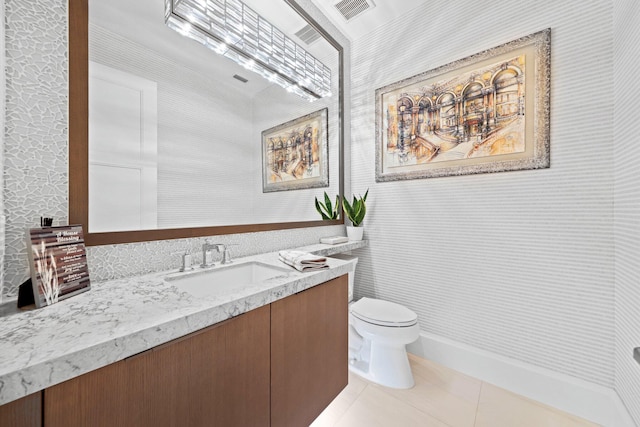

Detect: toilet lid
[350,297,418,327]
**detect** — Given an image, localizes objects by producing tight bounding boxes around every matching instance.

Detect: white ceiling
[88,0,425,97]
[310,0,429,41]
[90,0,336,98]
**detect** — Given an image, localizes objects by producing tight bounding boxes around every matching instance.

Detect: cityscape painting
[375,29,550,181]
[262,108,329,192]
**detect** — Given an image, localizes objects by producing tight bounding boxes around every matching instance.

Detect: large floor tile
[311,372,369,427]
[364,357,479,427]
[408,354,483,404]
[311,355,600,427]
[475,382,601,427]
[334,385,451,427]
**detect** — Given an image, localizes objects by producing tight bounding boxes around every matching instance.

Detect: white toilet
[332,253,420,389]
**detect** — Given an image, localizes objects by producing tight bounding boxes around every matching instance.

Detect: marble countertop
[0,240,367,406]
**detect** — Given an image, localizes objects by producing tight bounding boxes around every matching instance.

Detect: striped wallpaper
[350,0,616,388]
[613,0,640,424]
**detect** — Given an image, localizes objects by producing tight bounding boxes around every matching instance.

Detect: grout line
[473,381,485,427]
[318,379,370,426]
[365,372,458,426]
[333,385,369,426]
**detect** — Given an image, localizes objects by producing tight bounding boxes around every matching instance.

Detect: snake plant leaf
[324,192,333,214]
[315,192,339,220]
[342,189,369,227]
[315,197,331,220]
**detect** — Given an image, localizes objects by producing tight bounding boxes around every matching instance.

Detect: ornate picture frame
[262,108,329,193]
[375,29,551,181]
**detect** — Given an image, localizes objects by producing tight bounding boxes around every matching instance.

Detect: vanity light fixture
[164,0,332,101]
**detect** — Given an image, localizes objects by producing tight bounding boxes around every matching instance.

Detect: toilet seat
[350,297,418,327]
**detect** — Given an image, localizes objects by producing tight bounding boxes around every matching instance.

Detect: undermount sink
[166,261,292,298]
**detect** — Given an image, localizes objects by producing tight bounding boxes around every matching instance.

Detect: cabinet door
[45,305,270,427]
[0,392,42,427]
[45,355,134,427]
[271,275,348,427]
[133,304,270,427]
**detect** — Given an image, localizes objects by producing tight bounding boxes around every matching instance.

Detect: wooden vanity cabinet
[17,275,347,427]
[0,392,42,427]
[271,275,349,427]
[45,305,271,427]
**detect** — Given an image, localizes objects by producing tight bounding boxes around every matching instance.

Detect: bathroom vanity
[0,242,365,427]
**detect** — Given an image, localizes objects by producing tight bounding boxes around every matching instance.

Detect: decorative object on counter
[17,279,35,308]
[315,191,340,220]
[25,225,91,308]
[278,250,328,272]
[262,108,329,193]
[375,29,551,182]
[343,189,368,241]
[40,216,54,227]
[319,236,349,245]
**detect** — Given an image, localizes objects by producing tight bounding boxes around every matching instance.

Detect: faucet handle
[172,250,193,272]
[221,246,233,264]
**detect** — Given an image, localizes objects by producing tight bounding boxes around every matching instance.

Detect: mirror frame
[69,0,344,246]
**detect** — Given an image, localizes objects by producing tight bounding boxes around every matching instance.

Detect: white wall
[351,0,616,390]
[90,24,256,228]
[251,48,341,224]
[613,0,640,423]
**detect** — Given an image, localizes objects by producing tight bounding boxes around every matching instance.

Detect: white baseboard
[407,332,636,427]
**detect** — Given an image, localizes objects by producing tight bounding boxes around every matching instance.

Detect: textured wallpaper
[350,0,616,389]
[0,0,5,304]
[3,0,69,298]
[613,0,640,423]
[1,0,351,299]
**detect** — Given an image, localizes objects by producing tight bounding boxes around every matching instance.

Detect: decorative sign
[26,225,91,308]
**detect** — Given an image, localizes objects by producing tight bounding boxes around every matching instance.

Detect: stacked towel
[278,250,328,272]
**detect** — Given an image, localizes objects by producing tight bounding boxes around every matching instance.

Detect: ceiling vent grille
[233,74,248,83]
[295,24,321,45]
[333,0,376,21]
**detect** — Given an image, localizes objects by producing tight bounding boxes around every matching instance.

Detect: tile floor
[311,354,600,427]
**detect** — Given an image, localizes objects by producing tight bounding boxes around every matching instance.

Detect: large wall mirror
[69,0,344,246]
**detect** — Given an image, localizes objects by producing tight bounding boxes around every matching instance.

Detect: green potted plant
[315,192,340,220]
[343,189,368,241]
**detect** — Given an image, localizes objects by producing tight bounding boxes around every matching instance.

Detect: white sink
[166,261,292,298]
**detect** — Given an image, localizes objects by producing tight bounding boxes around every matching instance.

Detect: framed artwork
[262,108,329,193]
[27,225,91,308]
[375,29,551,181]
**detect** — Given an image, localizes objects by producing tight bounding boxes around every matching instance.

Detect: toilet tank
[331,253,358,302]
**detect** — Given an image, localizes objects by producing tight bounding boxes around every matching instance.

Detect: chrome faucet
[201,241,228,268]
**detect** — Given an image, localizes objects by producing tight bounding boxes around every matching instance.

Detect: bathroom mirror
[69,0,344,246]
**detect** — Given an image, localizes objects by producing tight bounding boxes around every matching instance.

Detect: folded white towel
[278,250,328,272]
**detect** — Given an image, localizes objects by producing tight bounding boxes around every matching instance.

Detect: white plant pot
[346,226,364,241]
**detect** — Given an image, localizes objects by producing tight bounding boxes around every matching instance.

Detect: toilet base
[348,325,416,389]
[348,349,415,389]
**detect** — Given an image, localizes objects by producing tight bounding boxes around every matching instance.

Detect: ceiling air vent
[295,24,321,45]
[333,0,376,21]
